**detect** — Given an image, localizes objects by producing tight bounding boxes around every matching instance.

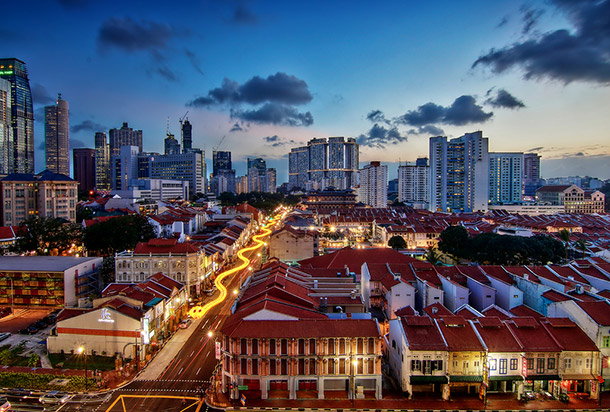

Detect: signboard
[141,318,150,345]
[240,393,246,406]
[215,341,221,360]
[522,357,528,377]
[98,308,115,323]
[237,385,249,390]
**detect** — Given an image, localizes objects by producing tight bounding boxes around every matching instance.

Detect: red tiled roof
[423,303,453,318]
[503,266,541,283]
[536,185,572,193]
[221,318,380,339]
[509,305,544,318]
[472,317,522,352]
[298,247,418,274]
[541,289,571,302]
[436,316,485,351]
[504,317,561,352]
[401,316,447,351]
[479,266,513,284]
[395,306,417,317]
[0,226,16,240]
[481,306,512,320]
[57,308,91,322]
[575,301,610,325]
[134,239,200,254]
[540,318,598,351]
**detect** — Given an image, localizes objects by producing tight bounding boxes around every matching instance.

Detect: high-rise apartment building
[358,161,387,208]
[181,119,192,153]
[0,58,34,174]
[0,79,11,175]
[398,157,429,207]
[266,168,277,193]
[94,132,110,190]
[109,122,142,159]
[288,137,359,191]
[73,148,95,194]
[523,153,543,197]
[489,152,523,204]
[429,131,489,213]
[247,157,266,192]
[211,151,236,195]
[44,95,70,175]
[164,133,180,155]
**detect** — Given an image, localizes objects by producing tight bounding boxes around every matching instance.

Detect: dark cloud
[185,49,203,75]
[357,124,408,149]
[31,83,54,105]
[231,103,313,127]
[527,146,544,152]
[366,109,389,124]
[71,120,107,134]
[485,88,525,109]
[263,135,297,147]
[574,152,585,156]
[496,15,509,28]
[397,95,493,127]
[188,73,312,107]
[231,3,258,24]
[520,5,544,35]
[473,0,610,85]
[156,65,177,82]
[263,135,279,142]
[407,125,445,136]
[98,17,175,52]
[69,138,87,149]
[230,122,244,132]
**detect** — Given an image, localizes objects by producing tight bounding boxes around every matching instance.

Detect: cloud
[496,15,509,28]
[185,49,203,75]
[98,17,176,52]
[485,88,526,109]
[31,83,54,105]
[231,103,313,127]
[230,122,243,132]
[231,3,258,24]
[366,109,389,124]
[69,138,87,149]
[263,135,297,147]
[473,0,610,85]
[188,72,312,107]
[520,5,544,35]
[407,124,445,136]
[527,146,544,152]
[397,95,493,127]
[71,120,107,134]
[156,65,177,82]
[357,124,408,149]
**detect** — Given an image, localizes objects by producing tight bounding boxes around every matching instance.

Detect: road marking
[196,367,201,375]
[178,367,184,374]
[190,350,195,357]
[204,351,210,359]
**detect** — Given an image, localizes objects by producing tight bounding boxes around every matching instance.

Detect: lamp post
[351,358,358,405]
[77,346,88,391]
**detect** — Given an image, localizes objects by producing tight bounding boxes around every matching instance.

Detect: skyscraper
[247,157,266,192]
[109,122,142,159]
[429,131,489,213]
[489,152,523,204]
[0,58,34,173]
[523,153,543,197]
[398,157,429,206]
[45,94,70,175]
[0,78,12,175]
[358,161,387,208]
[94,132,110,190]
[181,119,192,153]
[211,150,235,195]
[73,148,95,194]
[287,137,359,191]
[212,151,232,175]
[164,133,180,155]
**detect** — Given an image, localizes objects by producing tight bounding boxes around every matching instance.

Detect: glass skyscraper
[0,58,35,174]
[45,94,70,175]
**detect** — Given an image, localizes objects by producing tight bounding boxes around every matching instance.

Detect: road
[61,220,278,412]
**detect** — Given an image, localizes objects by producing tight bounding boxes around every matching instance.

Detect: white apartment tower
[359,161,387,208]
[429,131,489,212]
[398,157,429,207]
[489,152,524,204]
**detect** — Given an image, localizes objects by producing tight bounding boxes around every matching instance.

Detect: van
[39,391,70,404]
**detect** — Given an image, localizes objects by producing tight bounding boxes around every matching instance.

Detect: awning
[560,374,595,380]
[525,375,561,381]
[489,375,524,381]
[450,375,483,382]
[410,375,448,384]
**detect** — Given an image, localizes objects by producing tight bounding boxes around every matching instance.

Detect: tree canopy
[83,214,156,256]
[388,235,407,250]
[217,192,301,212]
[9,216,82,256]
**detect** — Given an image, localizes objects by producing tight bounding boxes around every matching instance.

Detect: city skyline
[2,0,609,181]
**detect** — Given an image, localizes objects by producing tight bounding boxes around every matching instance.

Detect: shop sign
[99,308,114,323]
[522,357,527,377]
[215,341,221,359]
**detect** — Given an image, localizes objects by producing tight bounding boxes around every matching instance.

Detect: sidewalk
[207,390,610,411]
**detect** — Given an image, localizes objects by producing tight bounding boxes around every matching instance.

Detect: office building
[164,133,180,155]
[109,122,142,159]
[523,153,543,197]
[398,157,429,207]
[266,168,277,193]
[358,161,388,208]
[73,148,95,194]
[44,94,70,175]
[0,58,34,173]
[150,151,205,198]
[429,131,489,213]
[0,78,11,175]
[1,170,78,225]
[181,118,192,153]
[94,132,110,190]
[211,150,235,195]
[288,137,359,191]
[489,152,524,204]
[247,157,266,192]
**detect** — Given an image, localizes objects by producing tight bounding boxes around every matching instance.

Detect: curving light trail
[188,218,276,320]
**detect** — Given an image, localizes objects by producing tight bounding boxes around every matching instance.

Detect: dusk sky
[4,0,609,182]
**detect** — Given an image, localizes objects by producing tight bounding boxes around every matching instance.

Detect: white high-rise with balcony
[358,161,387,208]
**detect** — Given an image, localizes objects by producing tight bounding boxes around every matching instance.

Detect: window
[309,359,316,375]
[391,340,396,349]
[547,357,556,369]
[269,339,276,355]
[368,338,375,354]
[510,358,518,370]
[251,339,259,355]
[280,359,288,374]
[328,359,335,374]
[527,358,534,369]
[489,359,497,370]
[603,336,610,348]
[411,360,421,371]
[537,358,545,374]
[564,358,572,369]
[298,339,305,355]
[499,359,507,375]
[269,359,277,375]
[309,339,316,355]
[251,359,258,375]
[240,358,248,374]
[463,361,469,370]
[240,339,247,355]
[328,339,335,355]
[280,339,288,355]
[298,359,305,374]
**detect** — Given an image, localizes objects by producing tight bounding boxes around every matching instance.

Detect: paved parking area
[0,308,53,334]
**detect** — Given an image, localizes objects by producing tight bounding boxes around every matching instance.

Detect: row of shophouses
[219,248,610,401]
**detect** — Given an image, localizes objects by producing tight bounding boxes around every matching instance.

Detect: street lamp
[77,346,88,391]
[351,358,358,405]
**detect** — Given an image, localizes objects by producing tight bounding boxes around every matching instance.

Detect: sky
[3,0,610,182]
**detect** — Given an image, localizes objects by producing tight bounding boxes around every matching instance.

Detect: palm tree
[557,229,571,261]
[424,246,442,266]
[575,239,588,258]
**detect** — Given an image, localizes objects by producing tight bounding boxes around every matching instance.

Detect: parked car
[7,388,31,399]
[178,319,192,329]
[0,332,10,342]
[39,391,70,404]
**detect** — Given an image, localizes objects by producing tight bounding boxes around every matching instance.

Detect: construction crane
[213,135,226,152]
[179,110,189,126]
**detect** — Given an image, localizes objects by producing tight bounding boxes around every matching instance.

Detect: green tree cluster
[388,235,407,250]
[217,192,301,212]
[438,225,565,265]
[9,216,82,256]
[83,214,156,256]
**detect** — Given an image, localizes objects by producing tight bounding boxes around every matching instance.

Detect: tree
[575,239,588,258]
[558,229,571,261]
[424,246,442,265]
[9,216,83,256]
[438,225,470,263]
[388,235,407,250]
[84,215,156,256]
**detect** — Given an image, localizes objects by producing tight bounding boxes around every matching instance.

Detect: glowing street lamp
[77,346,88,391]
